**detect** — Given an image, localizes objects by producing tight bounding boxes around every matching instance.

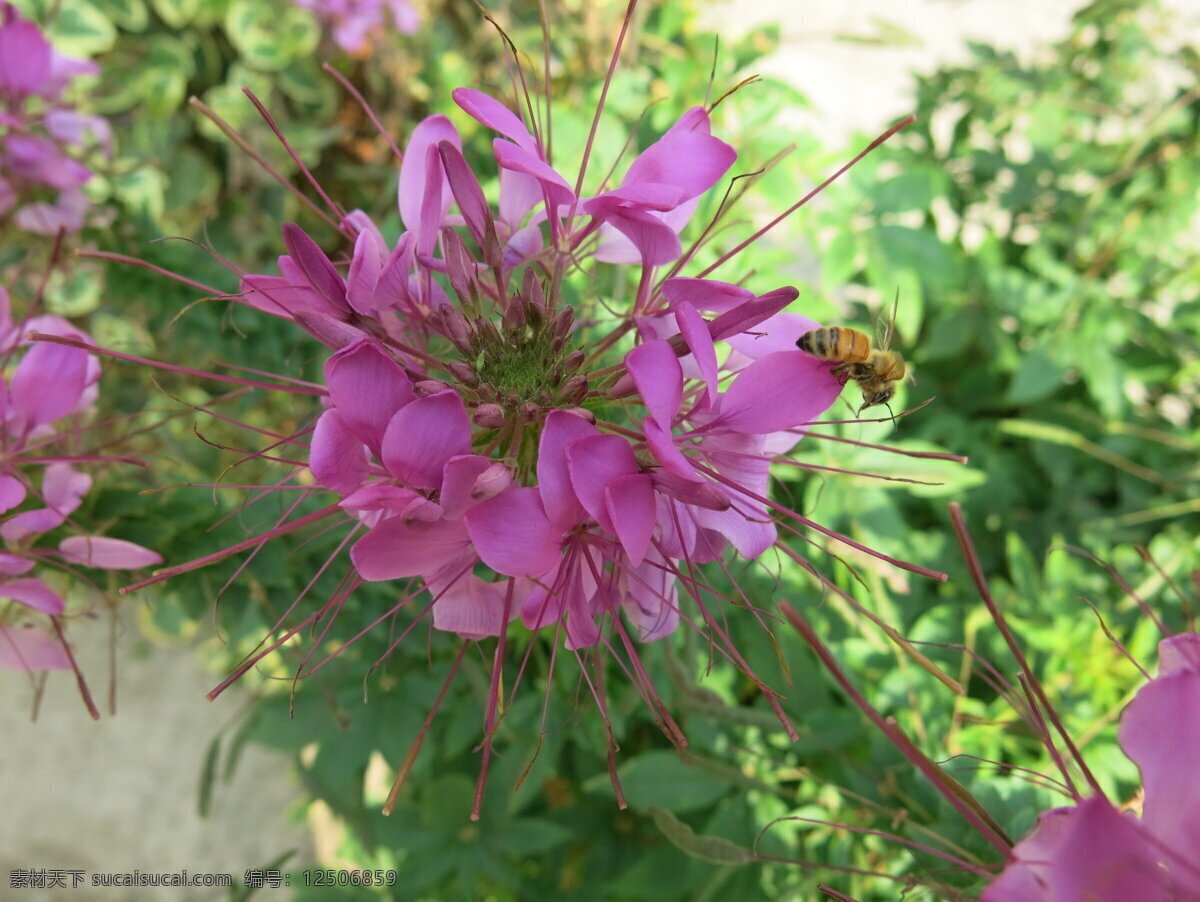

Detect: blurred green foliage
[9,0,1199,900]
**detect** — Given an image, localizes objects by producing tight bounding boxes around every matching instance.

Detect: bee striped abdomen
[796,327,871,363]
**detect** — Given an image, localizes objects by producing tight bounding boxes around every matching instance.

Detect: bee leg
[830,363,851,385]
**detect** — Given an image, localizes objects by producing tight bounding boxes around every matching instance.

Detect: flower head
[133,4,930,816]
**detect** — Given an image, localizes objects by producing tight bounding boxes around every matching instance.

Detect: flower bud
[414,379,453,397]
[563,406,596,424]
[470,462,513,502]
[562,375,589,404]
[472,403,505,429]
[447,361,478,386]
[438,304,473,354]
[561,349,586,373]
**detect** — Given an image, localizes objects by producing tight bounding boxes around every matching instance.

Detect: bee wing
[877,287,900,351]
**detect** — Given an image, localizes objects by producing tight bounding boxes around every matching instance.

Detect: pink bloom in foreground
[984,633,1200,902]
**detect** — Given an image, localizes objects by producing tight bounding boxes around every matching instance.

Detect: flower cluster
[0,3,109,235]
[233,86,875,662]
[132,15,928,812]
[0,289,160,678]
[984,632,1200,901]
[293,0,419,54]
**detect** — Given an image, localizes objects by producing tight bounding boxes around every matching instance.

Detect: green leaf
[498,818,574,855]
[649,808,754,865]
[112,167,167,223]
[1005,347,1065,405]
[820,231,858,288]
[45,266,103,317]
[832,440,986,499]
[1005,531,1041,603]
[597,751,731,813]
[92,0,148,31]
[150,0,201,28]
[871,166,948,214]
[225,0,319,72]
[44,0,116,55]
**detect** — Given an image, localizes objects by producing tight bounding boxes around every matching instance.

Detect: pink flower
[294,0,419,53]
[984,634,1200,901]
[136,7,924,815]
[0,5,105,235]
[0,285,161,681]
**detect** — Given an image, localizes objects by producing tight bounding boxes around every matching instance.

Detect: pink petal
[340,484,433,519]
[694,497,775,558]
[621,546,679,641]
[0,626,70,672]
[453,88,536,150]
[1158,633,1200,676]
[281,223,350,316]
[1043,799,1166,902]
[43,462,92,511]
[691,431,774,556]
[324,340,415,454]
[427,567,518,639]
[604,474,655,566]
[980,806,1079,902]
[622,121,736,200]
[708,287,799,341]
[0,463,91,542]
[439,455,512,519]
[58,536,163,569]
[345,226,388,316]
[239,273,324,319]
[493,139,575,208]
[581,199,681,265]
[626,340,682,429]
[309,409,369,493]
[0,474,26,512]
[372,232,416,311]
[565,434,640,534]
[417,144,447,257]
[498,169,542,230]
[725,312,823,369]
[519,555,604,649]
[537,410,599,531]
[643,416,698,480]
[662,277,754,313]
[350,516,471,581]
[381,390,469,490]
[674,302,718,407]
[650,469,729,510]
[1119,668,1200,859]
[0,553,34,575]
[398,115,460,234]
[0,577,64,614]
[438,141,495,253]
[0,21,52,96]
[465,487,561,578]
[10,341,89,430]
[716,351,843,434]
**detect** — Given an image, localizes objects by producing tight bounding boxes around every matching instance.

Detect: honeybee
[796,294,906,415]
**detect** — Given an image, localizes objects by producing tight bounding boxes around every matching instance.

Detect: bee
[796,293,907,415]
